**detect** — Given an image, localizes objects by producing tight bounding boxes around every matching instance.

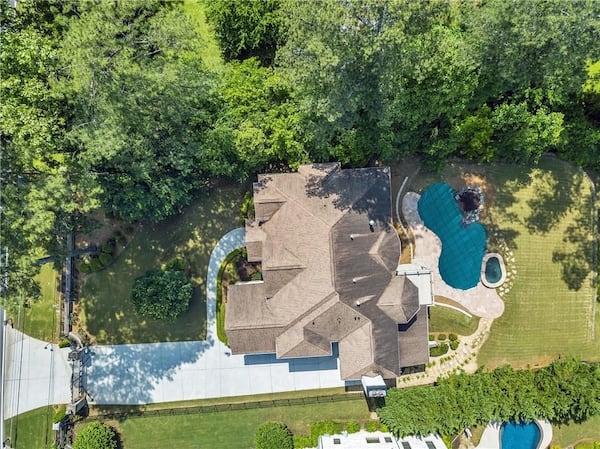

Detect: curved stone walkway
[398,317,494,388]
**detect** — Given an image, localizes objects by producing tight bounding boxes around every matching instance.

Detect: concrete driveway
[3,329,71,418]
[84,227,346,405]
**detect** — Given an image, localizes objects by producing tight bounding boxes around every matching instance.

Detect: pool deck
[402,192,504,319]
[476,420,552,449]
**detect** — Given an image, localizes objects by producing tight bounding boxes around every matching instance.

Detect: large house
[225,163,433,380]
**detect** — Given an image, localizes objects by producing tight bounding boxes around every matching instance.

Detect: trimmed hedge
[429,343,449,357]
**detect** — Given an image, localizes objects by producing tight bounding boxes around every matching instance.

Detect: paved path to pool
[402,192,504,319]
[83,227,346,406]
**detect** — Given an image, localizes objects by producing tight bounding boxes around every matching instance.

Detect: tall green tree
[57,1,219,221]
[205,0,284,65]
[207,58,308,179]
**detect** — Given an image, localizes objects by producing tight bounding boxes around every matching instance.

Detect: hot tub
[481,253,506,288]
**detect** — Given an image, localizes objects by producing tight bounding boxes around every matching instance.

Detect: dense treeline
[1,0,599,301]
[378,359,600,437]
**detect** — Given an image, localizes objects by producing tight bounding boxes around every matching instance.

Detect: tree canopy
[379,359,600,437]
[130,268,193,321]
[2,0,600,304]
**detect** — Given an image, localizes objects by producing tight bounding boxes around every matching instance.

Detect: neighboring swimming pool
[418,183,487,290]
[501,421,541,449]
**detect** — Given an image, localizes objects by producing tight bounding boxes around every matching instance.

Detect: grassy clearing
[80,185,246,345]
[181,0,224,72]
[4,406,55,449]
[428,305,480,336]
[19,264,59,342]
[552,416,600,447]
[407,157,598,368]
[477,157,598,368]
[107,398,371,449]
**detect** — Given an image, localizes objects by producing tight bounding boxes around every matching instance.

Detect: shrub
[164,257,186,272]
[102,241,115,254]
[255,422,293,449]
[365,420,378,432]
[379,423,388,432]
[90,258,103,271]
[429,334,434,341]
[53,405,67,423]
[124,224,135,235]
[131,269,193,321]
[80,262,92,273]
[99,253,112,266]
[73,422,117,449]
[115,234,127,246]
[345,421,360,433]
[449,333,458,341]
[293,435,313,449]
[437,333,447,341]
[58,337,71,348]
[240,191,255,225]
[430,343,449,357]
[250,271,263,281]
[450,340,460,350]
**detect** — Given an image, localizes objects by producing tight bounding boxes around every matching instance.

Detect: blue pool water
[417,183,487,290]
[501,421,541,449]
[485,256,502,284]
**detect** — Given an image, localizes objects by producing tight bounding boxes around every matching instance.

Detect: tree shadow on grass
[525,168,584,235]
[552,193,596,291]
[83,337,214,405]
[80,184,248,345]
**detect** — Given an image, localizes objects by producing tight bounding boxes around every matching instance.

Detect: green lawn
[181,0,224,72]
[428,305,480,336]
[552,416,600,447]
[111,398,371,449]
[18,264,60,342]
[80,185,246,344]
[477,157,598,368]
[409,157,598,368]
[4,406,55,449]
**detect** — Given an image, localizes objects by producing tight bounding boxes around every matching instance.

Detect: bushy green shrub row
[429,343,449,357]
[379,359,600,437]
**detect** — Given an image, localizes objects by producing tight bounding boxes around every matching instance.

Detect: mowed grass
[4,406,55,449]
[428,305,480,336]
[551,416,600,447]
[181,0,224,72]
[80,185,246,344]
[19,264,60,342]
[110,398,371,449]
[477,157,598,368]
[407,157,598,368]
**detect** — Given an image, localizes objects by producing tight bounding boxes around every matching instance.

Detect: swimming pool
[501,421,541,449]
[417,183,487,290]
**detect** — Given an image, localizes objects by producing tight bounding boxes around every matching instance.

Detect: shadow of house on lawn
[84,338,213,404]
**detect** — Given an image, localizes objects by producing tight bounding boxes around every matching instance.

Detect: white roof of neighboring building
[398,434,448,449]
[318,431,399,449]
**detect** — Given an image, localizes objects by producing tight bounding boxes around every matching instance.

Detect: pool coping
[481,253,507,289]
[475,420,552,449]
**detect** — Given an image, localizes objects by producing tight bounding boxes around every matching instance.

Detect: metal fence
[82,392,364,422]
